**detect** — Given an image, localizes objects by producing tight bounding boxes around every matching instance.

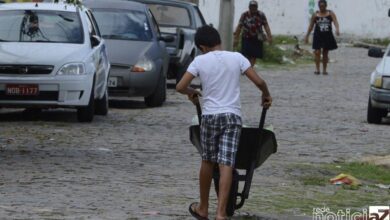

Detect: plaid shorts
[200,113,242,167]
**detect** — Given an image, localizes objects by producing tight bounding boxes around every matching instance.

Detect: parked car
[367,47,390,124]
[84,0,172,107]
[0,2,110,122]
[130,0,207,82]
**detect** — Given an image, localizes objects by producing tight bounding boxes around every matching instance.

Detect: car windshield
[148,4,191,27]
[92,9,153,42]
[0,10,83,43]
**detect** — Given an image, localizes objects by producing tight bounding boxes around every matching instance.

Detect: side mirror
[90,35,101,47]
[159,35,174,43]
[368,47,385,58]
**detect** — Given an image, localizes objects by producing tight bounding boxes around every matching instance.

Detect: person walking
[233,0,272,67]
[305,0,340,75]
[176,25,272,220]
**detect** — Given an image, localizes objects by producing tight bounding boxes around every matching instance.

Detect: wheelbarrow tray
[189,125,277,170]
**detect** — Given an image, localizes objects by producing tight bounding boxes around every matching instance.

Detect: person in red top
[233,0,272,67]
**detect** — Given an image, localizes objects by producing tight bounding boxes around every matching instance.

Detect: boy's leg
[216,164,233,219]
[197,160,215,217]
[196,114,219,218]
[216,114,242,219]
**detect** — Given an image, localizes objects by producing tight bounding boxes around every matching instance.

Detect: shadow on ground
[0,109,77,122]
[109,99,148,109]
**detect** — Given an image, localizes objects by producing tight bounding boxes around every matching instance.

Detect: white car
[367,47,390,124]
[0,2,110,122]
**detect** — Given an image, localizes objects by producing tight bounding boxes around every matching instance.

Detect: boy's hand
[262,95,272,109]
[188,90,202,105]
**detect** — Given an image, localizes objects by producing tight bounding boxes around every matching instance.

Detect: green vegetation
[325,162,390,184]
[273,35,300,45]
[361,38,390,46]
[234,35,313,69]
[244,162,390,217]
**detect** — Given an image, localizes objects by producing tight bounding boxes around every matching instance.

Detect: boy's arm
[176,72,201,104]
[244,67,272,108]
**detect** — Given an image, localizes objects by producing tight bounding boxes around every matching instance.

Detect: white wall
[198,0,390,38]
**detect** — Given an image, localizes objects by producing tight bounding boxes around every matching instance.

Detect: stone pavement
[0,46,388,219]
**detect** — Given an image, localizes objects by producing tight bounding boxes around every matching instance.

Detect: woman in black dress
[305,0,339,75]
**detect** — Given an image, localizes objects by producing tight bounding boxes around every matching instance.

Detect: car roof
[0,2,80,12]
[83,0,146,11]
[130,0,196,8]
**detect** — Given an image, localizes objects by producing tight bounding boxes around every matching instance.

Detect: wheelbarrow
[189,103,277,216]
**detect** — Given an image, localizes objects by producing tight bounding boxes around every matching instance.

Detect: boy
[176,26,272,220]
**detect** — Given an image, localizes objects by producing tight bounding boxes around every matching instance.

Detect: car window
[147,4,191,27]
[92,8,152,41]
[148,9,160,37]
[0,10,83,43]
[194,6,206,28]
[85,11,97,36]
[86,10,101,37]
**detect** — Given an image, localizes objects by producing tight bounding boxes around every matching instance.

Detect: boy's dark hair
[195,25,221,50]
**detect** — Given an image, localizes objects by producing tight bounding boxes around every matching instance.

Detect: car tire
[77,87,95,122]
[367,98,384,124]
[145,72,166,107]
[175,65,185,84]
[95,89,108,116]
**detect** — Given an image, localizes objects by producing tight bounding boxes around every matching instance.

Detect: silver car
[84,0,172,107]
[0,2,110,122]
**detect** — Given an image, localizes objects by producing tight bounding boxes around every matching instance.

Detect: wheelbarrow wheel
[213,168,239,217]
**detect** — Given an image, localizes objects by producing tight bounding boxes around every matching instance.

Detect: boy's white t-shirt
[187,50,251,117]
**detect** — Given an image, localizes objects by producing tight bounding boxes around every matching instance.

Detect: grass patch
[326,162,390,184]
[233,34,313,69]
[273,35,299,45]
[300,176,328,186]
[244,162,390,216]
[361,38,390,46]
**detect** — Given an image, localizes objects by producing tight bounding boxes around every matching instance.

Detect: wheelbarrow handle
[195,102,202,125]
[258,107,267,130]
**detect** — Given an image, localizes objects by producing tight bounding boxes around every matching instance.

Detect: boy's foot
[189,202,209,220]
[323,72,328,75]
[314,71,320,75]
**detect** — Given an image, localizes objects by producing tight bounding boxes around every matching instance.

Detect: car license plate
[108,77,118,87]
[6,84,39,96]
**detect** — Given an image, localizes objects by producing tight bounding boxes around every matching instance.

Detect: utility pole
[219,0,234,51]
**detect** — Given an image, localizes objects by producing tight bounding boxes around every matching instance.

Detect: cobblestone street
[0,46,389,219]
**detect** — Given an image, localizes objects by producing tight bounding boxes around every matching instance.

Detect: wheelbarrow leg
[235,161,256,209]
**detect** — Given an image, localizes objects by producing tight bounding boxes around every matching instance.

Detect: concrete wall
[198,0,390,38]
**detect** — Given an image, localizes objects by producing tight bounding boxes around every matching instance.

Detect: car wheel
[145,72,166,107]
[77,87,95,122]
[367,98,384,124]
[95,89,108,116]
[175,65,185,84]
